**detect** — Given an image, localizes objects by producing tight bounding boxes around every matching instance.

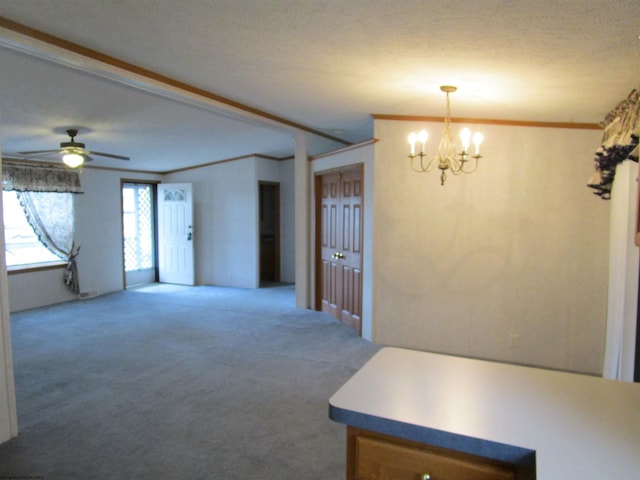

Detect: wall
[164,155,294,288]
[7,268,76,312]
[372,119,610,375]
[279,159,295,283]
[7,156,293,311]
[0,171,17,442]
[603,160,639,380]
[8,167,162,312]
[5,125,613,375]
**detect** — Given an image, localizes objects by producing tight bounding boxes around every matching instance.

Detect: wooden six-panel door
[318,167,363,333]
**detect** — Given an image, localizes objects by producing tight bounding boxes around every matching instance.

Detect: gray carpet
[0,284,380,479]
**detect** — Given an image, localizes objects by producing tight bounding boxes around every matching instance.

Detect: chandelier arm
[447,155,463,173]
[409,155,425,172]
[460,157,480,174]
[449,157,480,176]
[422,155,440,172]
[458,156,481,174]
[410,154,441,172]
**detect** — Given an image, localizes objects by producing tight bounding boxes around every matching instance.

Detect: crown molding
[372,114,602,130]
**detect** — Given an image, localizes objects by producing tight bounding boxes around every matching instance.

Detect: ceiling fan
[19,129,130,168]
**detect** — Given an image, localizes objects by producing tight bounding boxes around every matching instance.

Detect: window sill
[6,261,67,275]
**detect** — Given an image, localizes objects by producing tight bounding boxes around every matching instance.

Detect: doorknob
[332,252,345,260]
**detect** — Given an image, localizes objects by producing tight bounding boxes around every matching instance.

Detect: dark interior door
[319,167,363,333]
[259,182,280,285]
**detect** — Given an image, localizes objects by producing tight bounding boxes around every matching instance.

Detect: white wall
[372,119,610,375]
[0,172,17,442]
[603,160,639,380]
[165,155,294,288]
[8,168,162,312]
[279,159,295,283]
[166,158,257,287]
[7,156,294,311]
[75,169,161,295]
[7,268,76,312]
[0,273,16,443]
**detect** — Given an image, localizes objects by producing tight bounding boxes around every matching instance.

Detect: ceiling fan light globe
[63,153,84,168]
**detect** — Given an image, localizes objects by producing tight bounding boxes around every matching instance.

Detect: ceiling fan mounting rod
[60,129,84,149]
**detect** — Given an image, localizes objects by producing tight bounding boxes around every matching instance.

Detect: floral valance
[587,87,639,199]
[2,159,83,193]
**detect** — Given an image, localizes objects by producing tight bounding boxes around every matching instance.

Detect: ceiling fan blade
[82,154,94,163]
[18,149,63,156]
[86,150,130,161]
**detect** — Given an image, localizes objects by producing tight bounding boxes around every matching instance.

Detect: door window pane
[122,184,154,272]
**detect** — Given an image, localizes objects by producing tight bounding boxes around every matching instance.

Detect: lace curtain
[2,160,82,293]
[17,192,81,293]
[587,87,640,199]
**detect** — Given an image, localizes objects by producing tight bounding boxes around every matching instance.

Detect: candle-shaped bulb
[417,129,428,154]
[459,128,471,153]
[472,132,483,155]
[408,132,417,155]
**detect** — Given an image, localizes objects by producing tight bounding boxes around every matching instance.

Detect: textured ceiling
[1,0,639,172]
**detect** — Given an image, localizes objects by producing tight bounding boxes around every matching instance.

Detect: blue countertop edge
[328,402,536,471]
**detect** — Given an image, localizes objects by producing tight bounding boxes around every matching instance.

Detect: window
[3,190,64,267]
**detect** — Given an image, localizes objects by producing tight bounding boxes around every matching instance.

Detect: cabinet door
[349,429,516,480]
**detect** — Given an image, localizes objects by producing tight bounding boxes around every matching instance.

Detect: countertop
[329,347,640,479]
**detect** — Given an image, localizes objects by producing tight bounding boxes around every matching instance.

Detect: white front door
[157,183,195,285]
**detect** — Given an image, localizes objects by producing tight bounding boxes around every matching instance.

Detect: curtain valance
[2,160,82,193]
[587,87,639,199]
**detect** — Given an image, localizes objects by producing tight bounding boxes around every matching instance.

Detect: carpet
[0,284,380,479]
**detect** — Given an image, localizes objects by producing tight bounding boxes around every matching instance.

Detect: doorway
[157,183,195,286]
[121,181,157,288]
[259,182,280,285]
[315,166,364,334]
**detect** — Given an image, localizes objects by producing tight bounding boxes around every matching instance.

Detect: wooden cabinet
[347,427,518,480]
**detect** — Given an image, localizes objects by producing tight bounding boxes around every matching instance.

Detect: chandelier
[408,86,484,185]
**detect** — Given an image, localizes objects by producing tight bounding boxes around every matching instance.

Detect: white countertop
[329,347,640,479]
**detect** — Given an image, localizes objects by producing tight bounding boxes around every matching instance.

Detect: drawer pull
[421,474,431,480]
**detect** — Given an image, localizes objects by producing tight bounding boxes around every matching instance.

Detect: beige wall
[372,119,610,374]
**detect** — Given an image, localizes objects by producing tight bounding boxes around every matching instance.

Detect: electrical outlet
[509,334,520,348]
